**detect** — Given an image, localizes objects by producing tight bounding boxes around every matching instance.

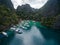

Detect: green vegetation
[16,10,41,21]
[38,14,60,29]
[0,3,60,32]
[0,4,18,32]
[16,8,60,29]
[40,16,56,28]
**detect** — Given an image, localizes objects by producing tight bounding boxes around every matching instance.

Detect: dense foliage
[0,4,18,32]
[16,8,60,30]
[0,0,60,32]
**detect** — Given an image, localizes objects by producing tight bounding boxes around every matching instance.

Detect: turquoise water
[0,20,60,45]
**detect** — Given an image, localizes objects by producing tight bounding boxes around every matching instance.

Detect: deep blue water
[0,20,60,45]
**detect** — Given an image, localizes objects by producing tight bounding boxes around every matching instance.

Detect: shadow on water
[36,26,60,45]
[0,32,15,45]
[9,36,23,45]
[0,20,60,45]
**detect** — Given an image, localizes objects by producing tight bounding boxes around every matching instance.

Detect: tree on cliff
[0,4,18,32]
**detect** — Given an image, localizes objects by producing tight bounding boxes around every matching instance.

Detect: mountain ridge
[0,0,14,10]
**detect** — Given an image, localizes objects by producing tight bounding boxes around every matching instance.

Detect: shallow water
[9,26,45,45]
[1,20,60,45]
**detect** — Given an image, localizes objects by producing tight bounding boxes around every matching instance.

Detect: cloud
[11,0,48,9]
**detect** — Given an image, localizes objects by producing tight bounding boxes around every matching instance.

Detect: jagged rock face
[0,0,14,10]
[16,4,35,13]
[40,0,59,16]
[58,0,60,12]
[39,0,60,30]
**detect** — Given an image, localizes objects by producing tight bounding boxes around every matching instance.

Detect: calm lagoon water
[1,20,60,45]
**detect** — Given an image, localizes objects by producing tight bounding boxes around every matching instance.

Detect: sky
[11,0,48,9]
